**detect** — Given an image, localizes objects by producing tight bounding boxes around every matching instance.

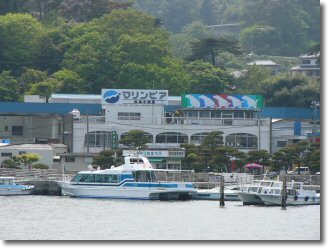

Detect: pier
[0,168,321,195]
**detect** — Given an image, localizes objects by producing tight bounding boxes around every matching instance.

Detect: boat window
[106,175,119,183]
[130,158,144,164]
[71,174,84,182]
[133,171,157,182]
[79,174,95,183]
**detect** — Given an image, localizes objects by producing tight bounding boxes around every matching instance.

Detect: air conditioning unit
[70,109,80,120]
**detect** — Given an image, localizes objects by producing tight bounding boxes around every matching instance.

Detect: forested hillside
[0,0,320,107]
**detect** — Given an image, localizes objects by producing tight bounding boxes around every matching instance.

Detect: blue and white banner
[102,89,168,105]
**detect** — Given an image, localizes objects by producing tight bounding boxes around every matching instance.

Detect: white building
[290,53,320,79]
[61,90,271,169]
[0,144,67,169]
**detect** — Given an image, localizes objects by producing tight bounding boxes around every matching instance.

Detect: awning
[148,158,166,163]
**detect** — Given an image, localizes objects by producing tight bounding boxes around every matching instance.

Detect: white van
[287,167,310,175]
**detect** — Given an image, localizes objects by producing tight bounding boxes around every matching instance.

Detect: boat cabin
[0,177,15,185]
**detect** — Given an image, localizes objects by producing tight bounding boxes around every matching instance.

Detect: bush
[1,159,20,169]
[32,163,49,169]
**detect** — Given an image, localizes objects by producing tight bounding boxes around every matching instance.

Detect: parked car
[287,167,310,175]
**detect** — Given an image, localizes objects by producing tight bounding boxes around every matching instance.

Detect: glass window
[1,152,12,157]
[12,126,23,136]
[85,131,118,148]
[79,174,95,182]
[156,132,188,144]
[65,156,75,162]
[71,174,84,182]
[225,133,258,149]
[118,112,141,120]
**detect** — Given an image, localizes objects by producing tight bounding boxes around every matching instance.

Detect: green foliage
[92,150,116,169]
[27,78,62,100]
[187,37,242,66]
[119,130,152,149]
[32,163,49,169]
[0,158,20,169]
[185,60,232,93]
[0,13,45,74]
[13,153,40,169]
[240,24,281,55]
[0,71,20,101]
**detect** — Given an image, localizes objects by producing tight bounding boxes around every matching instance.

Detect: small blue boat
[0,177,34,196]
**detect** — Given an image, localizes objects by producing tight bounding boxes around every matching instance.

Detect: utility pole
[87,113,89,153]
[311,101,320,144]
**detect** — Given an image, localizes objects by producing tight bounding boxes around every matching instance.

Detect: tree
[13,153,40,169]
[52,69,85,93]
[19,68,47,95]
[119,130,151,149]
[185,60,233,93]
[1,158,20,169]
[0,13,45,74]
[92,150,116,169]
[27,78,62,100]
[201,131,224,149]
[0,71,20,101]
[187,37,242,66]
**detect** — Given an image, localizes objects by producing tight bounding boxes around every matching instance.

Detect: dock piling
[281,175,287,208]
[219,175,225,207]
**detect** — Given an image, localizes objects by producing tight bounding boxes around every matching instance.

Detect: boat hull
[237,192,264,205]
[58,181,196,200]
[192,190,240,201]
[0,187,33,196]
[258,194,320,206]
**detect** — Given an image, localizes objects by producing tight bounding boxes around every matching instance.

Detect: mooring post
[220,175,225,207]
[281,174,287,208]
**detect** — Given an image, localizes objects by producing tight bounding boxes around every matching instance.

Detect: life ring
[305,196,309,201]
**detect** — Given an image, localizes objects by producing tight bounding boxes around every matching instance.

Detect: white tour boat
[257,181,320,206]
[0,176,34,196]
[192,185,240,201]
[237,179,282,205]
[58,155,197,200]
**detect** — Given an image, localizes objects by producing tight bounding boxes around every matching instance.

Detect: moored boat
[58,155,197,200]
[192,185,240,201]
[0,176,34,196]
[257,181,320,206]
[237,180,282,205]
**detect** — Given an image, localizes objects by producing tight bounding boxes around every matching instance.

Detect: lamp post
[311,101,320,144]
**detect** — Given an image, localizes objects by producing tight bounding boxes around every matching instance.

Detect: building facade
[290,53,320,79]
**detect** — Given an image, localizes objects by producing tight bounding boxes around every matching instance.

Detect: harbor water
[0,195,320,240]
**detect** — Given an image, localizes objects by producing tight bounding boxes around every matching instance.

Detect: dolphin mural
[226,95,242,108]
[199,95,214,108]
[185,94,201,108]
[213,95,229,108]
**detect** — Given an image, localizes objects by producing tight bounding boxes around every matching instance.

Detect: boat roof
[0,176,15,179]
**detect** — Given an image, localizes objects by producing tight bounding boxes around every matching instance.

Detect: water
[0,196,320,240]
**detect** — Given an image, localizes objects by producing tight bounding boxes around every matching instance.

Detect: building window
[19,151,26,155]
[118,112,141,120]
[65,156,75,162]
[277,141,288,147]
[85,131,117,148]
[12,126,23,136]
[4,126,8,131]
[1,152,12,157]
[226,133,258,149]
[156,132,188,144]
[191,132,223,145]
[301,59,311,65]
[120,132,153,143]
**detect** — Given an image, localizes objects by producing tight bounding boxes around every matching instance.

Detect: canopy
[244,163,263,169]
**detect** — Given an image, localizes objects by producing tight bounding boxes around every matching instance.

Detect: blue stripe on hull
[71,195,156,200]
